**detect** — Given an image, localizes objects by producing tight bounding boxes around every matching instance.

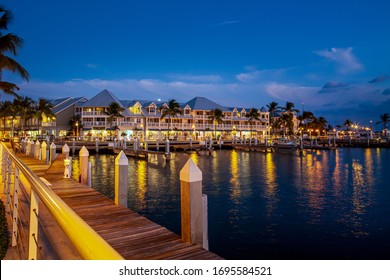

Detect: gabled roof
[50,97,72,108]
[53,97,88,114]
[260,107,268,112]
[185,97,229,111]
[79,89,123,107]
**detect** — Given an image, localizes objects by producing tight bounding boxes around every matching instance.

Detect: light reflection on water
[72,148,390,260]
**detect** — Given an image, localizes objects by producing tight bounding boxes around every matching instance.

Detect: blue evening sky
[3,0,390,127]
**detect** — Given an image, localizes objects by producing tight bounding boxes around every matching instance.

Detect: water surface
[73,148,390,259]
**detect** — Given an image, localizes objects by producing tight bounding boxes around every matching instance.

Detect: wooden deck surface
[13,151,223,260]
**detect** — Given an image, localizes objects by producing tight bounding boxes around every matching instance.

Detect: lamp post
[75,122,79,139]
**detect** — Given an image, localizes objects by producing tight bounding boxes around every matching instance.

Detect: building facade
[76,89,270,140]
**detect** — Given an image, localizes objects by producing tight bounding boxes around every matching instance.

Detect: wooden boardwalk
[12,151,222,260]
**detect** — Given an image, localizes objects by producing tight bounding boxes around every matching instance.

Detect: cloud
[382,89,390,96]
[369,75,390,84]
[210,20,241,27]
[236,68,288,84]
[313,47,363,74]
[317,81,352,94]
[166,74,222,83]
[86,63,99,69]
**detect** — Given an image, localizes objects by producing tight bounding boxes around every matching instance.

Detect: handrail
[1,142,124,260]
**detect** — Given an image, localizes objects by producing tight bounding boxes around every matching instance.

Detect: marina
[78,145,390,260]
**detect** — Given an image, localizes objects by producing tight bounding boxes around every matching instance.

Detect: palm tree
[317,116,328,135]
[0,6,29,97]
[0,100,11,135]
[103,102,124,137]
[69,115,82,137]
[377,113,390,133]
[266,102,281,136]
[35,98,54,135]
[283,101,300,114]
[298,111,315,130]
[245,108,260,138]
[344,119,353,130]
[14,95,34,136]
[281,112,294,136]
[208,108,224,139]
[160,99,182,138]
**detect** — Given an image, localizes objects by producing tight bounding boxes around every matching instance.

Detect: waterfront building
[0,96,86,138]
[76,89,270,140]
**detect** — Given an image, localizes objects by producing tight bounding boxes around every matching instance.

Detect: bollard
[189,137,193,148]
[114,138,117,148]
[165,139,171,161]
[133,138,138,152]
[95,138,99,153]
[156,140,159,151]
[50,142,57,164]
[35,141,40,159]
[254,137,258,146]
[79,146,89,185]
[115,151,128,207]
[62,143,70,158]
[180,158,208,249]
[41,141,47,162]
[145,139,148,151]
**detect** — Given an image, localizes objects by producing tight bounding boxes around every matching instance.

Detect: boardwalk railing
[0,142,124,260]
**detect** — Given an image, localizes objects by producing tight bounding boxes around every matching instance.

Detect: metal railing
[0,142,124,260]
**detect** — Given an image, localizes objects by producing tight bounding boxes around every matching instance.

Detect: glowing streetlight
[75,122,79,138]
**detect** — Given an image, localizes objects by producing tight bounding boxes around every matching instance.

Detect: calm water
[73,148,390,260]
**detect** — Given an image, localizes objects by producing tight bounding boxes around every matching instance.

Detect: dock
[2,146,222,260]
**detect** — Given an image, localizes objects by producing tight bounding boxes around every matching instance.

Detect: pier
[0,142,222,260]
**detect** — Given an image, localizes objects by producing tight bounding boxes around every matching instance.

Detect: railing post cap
[50,142,56,148]
[41,141,47,147]
[80,146,89,156]
[115,151,128,165]
[35,140,40,145]
[62,143,70,152]
[180,158,202,182]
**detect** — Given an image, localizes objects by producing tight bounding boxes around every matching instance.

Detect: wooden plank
[12,151,223,260]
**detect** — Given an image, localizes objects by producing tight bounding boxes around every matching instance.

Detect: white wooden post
[62,143,70,158]
[28,189,39,260]
[35,141,40,159]
[12,167,20,247]
[95,138,99,153]
[165,139,171,161]
[88,162,92,187]
[50,142,57,164]
[115,151,128,207]
[41,141,47,163]
[79,146,89,185]
[180,158,207,249]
